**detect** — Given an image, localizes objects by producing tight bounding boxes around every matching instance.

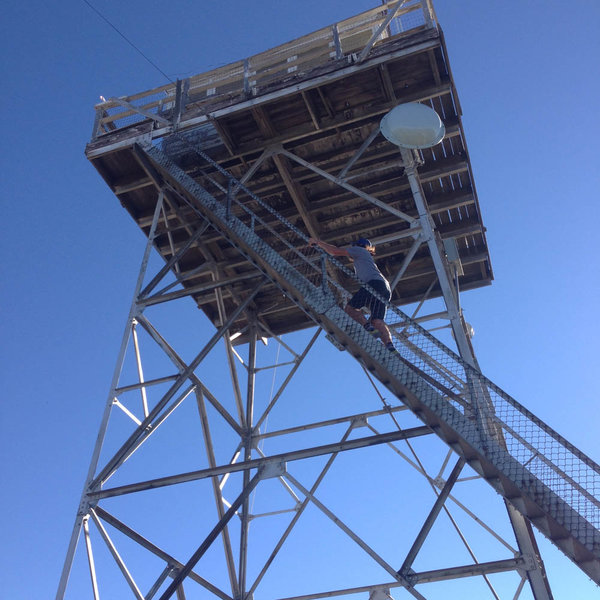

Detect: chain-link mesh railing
[152,138,600,561]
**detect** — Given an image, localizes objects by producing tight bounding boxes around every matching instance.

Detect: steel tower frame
[57,138,559,600]
[57,1,600,597]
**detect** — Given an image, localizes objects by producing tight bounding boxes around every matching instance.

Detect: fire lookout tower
[58,2,599,599]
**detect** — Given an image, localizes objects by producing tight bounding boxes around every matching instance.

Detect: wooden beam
[301,90,321,130]
[317,87,335,118]
[272,154,321,239]
[86,35,444,158]
[378,63,397,102]
[113,175,153,195]
[230,82,452,158]
[249,105,321,239]
[439,221,484,239]
[251,105,278,139]
[428,190,475,214]
[210,116,237,156]
[136,152,470,244]
[428,49,442,87]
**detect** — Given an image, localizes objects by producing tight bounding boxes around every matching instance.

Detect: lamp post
[380,103,475,365]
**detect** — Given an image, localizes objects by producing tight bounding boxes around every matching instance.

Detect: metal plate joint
[259,460,287,480]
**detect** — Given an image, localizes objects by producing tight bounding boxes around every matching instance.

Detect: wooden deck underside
[86,17,492,340]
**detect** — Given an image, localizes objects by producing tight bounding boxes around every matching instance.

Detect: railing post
[331,24,343,60]
[321,254,328,291]
[243,58,251,97]
[226,179,233,221]
[421,0,435,28]
[91,108,103,141]
[173,79,181,125]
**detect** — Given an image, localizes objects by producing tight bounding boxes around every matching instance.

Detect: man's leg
[345,303,368,326]
[371,318,392,345]
[368,281,396,352]
[346,287,370,327]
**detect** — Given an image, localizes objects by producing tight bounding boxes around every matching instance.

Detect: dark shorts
[348,279,390,321]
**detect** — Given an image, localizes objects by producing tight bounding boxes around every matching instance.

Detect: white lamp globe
[380,102,445,149]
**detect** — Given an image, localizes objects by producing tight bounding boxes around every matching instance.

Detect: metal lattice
[152,140,600,559]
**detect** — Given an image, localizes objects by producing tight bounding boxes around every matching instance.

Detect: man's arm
[308,237,349,257]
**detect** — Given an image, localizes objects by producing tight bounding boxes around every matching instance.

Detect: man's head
[351,237,376,255]
[352,238,372,248]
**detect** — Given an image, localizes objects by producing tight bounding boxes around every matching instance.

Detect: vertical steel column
[398,457,466,577]
[131,320,149,417]
[238,315,258,598]
[82,516,100,600]
[195,389,240,597]
[399,148,553,600]
[399,148,474,366]
[214,281,246,428]
[56,189,166,600]
[159,471,263,600]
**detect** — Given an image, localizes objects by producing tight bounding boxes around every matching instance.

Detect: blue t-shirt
[347,246,389,288]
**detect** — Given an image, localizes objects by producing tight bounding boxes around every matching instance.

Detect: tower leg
[401,147,553,600]
[56,191,166,600]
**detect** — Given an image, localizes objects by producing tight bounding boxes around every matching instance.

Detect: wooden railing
[91,1,436,139]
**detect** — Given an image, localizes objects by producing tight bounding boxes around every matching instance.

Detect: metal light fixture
[380,102,445,149]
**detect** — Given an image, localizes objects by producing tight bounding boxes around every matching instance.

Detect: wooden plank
[251,44,335,89]
[248,26,332,69]
[185,61,245,99]
[210,117,237,156]
[301,90,321,130]
[273,154,321,239]
[428,48,442,87]
[88,33,442,156]
[114,175,153,195]
[378,63,397,102]
[224,83,452,158]
[95,7,434,130]
[187,60,245,88]
[93,81,173,109]
[251,106,278,139]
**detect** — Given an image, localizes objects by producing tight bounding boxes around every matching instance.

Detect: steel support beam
[398,148,553,599]
[247,423,356,597]
[238,317,258,597]
[90,278,266,489]
[398,457,466,576]
[195,389,240,597]
[88,426,433,500]
[89,509,145,600]
[158,471,263,600]
[357,1,409,63]
[56,189,166,600]
[82,516,100,600]
[271,558,526,600]
[338,125,381,179]
[278,147,417,225]
[284,472,427,600]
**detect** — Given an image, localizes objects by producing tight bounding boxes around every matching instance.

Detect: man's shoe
[364,323,380,338]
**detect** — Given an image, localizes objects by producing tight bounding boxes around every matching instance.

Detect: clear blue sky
[1,1,599,598]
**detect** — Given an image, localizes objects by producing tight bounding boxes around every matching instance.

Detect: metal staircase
[138,141,600,586]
